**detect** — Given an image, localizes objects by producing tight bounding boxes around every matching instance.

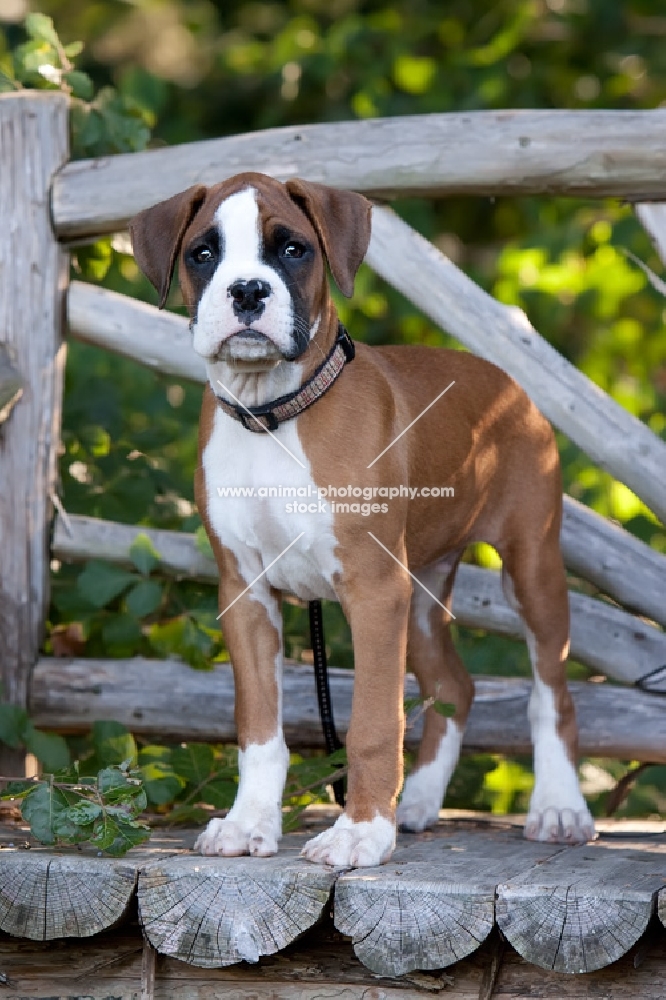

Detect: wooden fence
[2,91,666,767]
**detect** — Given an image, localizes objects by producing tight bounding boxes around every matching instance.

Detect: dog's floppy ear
[129,185,207,308]
[285,179,372,298]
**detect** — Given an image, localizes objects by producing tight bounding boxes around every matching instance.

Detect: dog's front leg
[302,560,411,868]
[195,569,288,858]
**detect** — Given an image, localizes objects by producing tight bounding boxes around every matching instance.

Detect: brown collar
[215,325,355,433]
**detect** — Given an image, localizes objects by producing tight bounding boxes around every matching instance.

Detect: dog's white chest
[203,407,340,601]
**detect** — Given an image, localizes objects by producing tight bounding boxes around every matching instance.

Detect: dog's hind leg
[397,552,474,831]
[500,525,595,844]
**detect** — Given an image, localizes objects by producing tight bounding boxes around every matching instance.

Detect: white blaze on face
[191,187,295,360]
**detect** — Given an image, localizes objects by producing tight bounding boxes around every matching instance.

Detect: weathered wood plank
[659,886,666,929]
[67,281,205,382]
[50,513,666,689]
[0,852,137,941]
[0,93,69,774]
[138,849,337,968]
[64,281,666,628]
[334,826,565,976]
[560,496,666,628]
[367,206,666,526]
[52,109,666,240]
[496,836,666,973]
[29,658,666,762]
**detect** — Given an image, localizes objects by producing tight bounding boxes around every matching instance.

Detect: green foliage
[0,703,70,772]
[1,2,664,821]
[0,12,151,157]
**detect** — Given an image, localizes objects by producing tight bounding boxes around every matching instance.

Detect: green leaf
[92,722,137,768]
[63,70,93,100]
[101,612,142,648]
[104,784,147,815]
[23,726,71,772]
[77,561,137,608]
[63,799,103,826]
[90,813,120,850]
[171,744,215,787]
[140,762,184,806]
[0,704,29,749]
[24,13,61,49]
[198,777,237,810]
[21,783,69,845]
[126,580,163,618]
[129,533,161,576]
[63,40,84,60]
[97,766,131,794]
[103,818,150,856]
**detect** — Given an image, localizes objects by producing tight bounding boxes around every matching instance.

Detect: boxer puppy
[130,173,594,868]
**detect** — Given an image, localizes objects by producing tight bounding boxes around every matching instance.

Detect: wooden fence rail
[52,109,666,240]
[30,658,666,762]
[52,513,666,691]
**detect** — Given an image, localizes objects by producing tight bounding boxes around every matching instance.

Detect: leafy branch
[0,13,151,157]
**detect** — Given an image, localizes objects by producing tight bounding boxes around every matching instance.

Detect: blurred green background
[1,0,665,820]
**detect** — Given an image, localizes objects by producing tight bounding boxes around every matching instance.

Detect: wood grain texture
[0,93,69,718]
[64,279,666,628]
[333,827,564,976]
[367,206,666,525]
[137,851,336,968]
[659,887,666,929]
[0,851,136,940]
[496,836,666,973]
[29,658,666,761]
[52,109,666,240]
[67,281,206,383]
[51,513,666,690]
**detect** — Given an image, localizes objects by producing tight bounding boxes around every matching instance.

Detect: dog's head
[129,173,372,366]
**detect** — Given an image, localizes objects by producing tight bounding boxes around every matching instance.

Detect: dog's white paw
[397,777,440,832]
[301,813,395,868]
[524,805,595,844]
[195,816,279,857]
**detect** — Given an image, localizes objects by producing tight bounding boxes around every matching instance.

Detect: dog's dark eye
[192,245,215,264]
[282,242,306,259]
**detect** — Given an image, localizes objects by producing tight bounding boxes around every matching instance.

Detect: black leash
[308,599,346,807]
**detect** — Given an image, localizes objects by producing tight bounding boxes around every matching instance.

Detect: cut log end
[137,853,336,967]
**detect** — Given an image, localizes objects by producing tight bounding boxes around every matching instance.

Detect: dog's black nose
[228,279,271,320]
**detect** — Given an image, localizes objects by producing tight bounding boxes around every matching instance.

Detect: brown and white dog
[130,173,595,868]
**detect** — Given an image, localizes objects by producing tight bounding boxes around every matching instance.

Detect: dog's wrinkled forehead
[186,175,319,251]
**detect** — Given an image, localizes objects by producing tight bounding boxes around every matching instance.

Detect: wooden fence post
[0,92,69,772]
